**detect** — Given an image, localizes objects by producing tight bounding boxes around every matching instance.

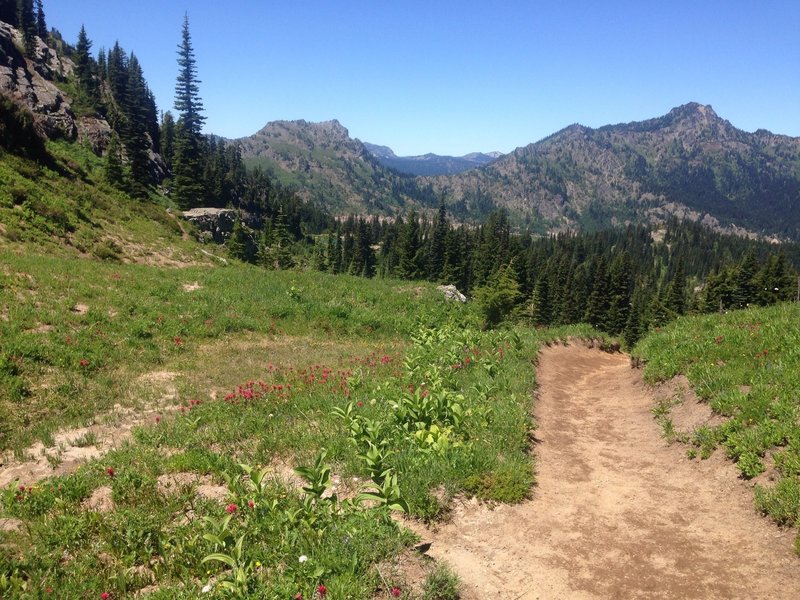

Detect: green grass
[634,302,800,537]
[0,263,547,596]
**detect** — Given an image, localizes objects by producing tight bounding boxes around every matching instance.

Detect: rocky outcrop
[0,22,77,141]
[182,208,259,243]
[437,284,467,303]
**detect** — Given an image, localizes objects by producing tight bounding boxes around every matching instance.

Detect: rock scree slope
[410,343,800,599]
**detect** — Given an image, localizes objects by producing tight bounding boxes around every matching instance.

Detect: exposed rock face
[182,208,259,243]
[0,22,77,141]
[437,284,467,303]
[76,116,112,155]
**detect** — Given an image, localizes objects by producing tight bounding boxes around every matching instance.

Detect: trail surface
[414,343,800,599]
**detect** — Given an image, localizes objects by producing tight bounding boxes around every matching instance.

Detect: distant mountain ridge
[430,102,800,237]
[236,119,437,214]
[236,104,800,239]
[362,142,502,176]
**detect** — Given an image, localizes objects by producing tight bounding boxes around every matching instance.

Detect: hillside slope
[236,119,438,214]
[432,103,800,236]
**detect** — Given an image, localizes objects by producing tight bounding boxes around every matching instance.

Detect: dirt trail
[413,343,800,599]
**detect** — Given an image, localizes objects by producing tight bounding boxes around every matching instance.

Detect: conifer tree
[74,26,98,103]
[159,111,176,168]
[104,132,125,188]
[172,14,206,208]
[427,199,448,281]
[17,0,36,55]
[34,0,45,40]
[174,14,205,137]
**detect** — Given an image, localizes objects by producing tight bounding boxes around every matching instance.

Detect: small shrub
[92,238,122,261]
[463,461,533,503]
[422,563,460,600]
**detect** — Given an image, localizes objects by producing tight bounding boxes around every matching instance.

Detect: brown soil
[411,343,800,599]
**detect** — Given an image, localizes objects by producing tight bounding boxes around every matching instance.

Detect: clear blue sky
[47,1,799,156]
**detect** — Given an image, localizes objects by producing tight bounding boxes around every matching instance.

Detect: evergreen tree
[159,111,176,168]
[174,14,205,137]
[529,274,552,326]
[121,53,151,195]
[665,258,686,315]
[227,216,252,262]
[733,249,759,309]
[427,199,448,281]
[34,0,45,40]
[397,209,423,279]
[17,0,35,55]
[74,25,98,104]
[0,1,17,25]
[104,131,124,188]
[473,262,522,329]
[172,14,206,208]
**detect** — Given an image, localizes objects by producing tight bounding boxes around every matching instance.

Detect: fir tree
[427,199,448,281]
[104,132,125,188]
[34,0,45,40]
[172,14,206,208]
[160,111,176,168]
[17,0,36,55]
[174,14,205,137]
[74,26,98,103]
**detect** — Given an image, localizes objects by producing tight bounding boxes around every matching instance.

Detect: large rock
[182,208,259,243]
[0,22,77,141]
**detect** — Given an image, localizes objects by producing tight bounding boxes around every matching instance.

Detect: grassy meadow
[634,302,800,549]
[2,241,600,598]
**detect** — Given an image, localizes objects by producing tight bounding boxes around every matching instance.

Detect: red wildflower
[79,359,89,367]
[155,415,161,424]
[356,401,364,408]
[100,593,110,600]
[18,484,25,492]
[174,336,182,346]
[391,587,401,597]
[226,503,238,514]
[317,585,327,597]
[106,466,115,478]
[248,499,255,509]
[294,594,302,600]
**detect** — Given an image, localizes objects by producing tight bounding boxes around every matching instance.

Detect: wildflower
[317,584,327,597]
[356,401,364,408]
[201,583,212,593]
[226,503,238,514]
[155,415,161,424]
[106,466,115,478]
[100,593,110,600]
[174,336,182,346]
[299,555,308,563]
[248,499,255,509]
[79,359,89,367]
[18,484,25,492]
[294,594,303,600]
[391,587,401,597]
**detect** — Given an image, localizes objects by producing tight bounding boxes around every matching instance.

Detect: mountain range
[362,142,503,176]
[236,104,800,239]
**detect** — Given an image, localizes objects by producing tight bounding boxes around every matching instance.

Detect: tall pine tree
[172,14,206,208]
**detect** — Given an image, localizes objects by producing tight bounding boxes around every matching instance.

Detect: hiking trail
[409,343,799,599]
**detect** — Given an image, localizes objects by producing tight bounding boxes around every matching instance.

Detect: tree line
[303,209,798,343]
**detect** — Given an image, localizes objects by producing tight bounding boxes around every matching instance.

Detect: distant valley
[362,142,503,176]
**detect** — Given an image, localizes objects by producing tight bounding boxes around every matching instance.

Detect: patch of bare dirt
[0,517,24,532]
[182,281,202,292]
[156,472,228,503]
[652,373,727,434]
[411,343,800,599]
[83,485,114,513]
[0,390,180,489]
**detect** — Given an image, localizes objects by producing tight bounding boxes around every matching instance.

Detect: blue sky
[47,1,799,156]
